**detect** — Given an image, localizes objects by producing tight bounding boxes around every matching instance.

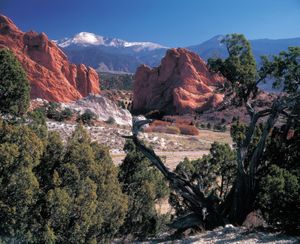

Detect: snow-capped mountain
[56,32,168,73]
[57,32,167,52]
[56,32,300,76]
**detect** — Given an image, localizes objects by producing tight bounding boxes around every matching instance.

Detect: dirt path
[111,150,209,170]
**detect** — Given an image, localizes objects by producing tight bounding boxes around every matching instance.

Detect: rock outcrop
[0,15,100,102]
[132,48,224,114]
[62,95,132,126]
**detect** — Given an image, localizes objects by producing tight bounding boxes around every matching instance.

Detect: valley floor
[47,120,232,168]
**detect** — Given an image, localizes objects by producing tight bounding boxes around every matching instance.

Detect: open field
[112,129,232,169]
[47,121,232,169]
[111,150,210,170]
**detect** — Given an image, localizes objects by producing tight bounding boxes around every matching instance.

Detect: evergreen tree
[172,142,236,215]
[0,49,30,116]
[119,140,169,239]
[0,119,44,242]
[43,125,128,242]
[0,121,128,242]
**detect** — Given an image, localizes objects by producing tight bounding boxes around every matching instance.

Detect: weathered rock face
[132,48,224,114]
[63,94,132,126]
[0,15,100,102]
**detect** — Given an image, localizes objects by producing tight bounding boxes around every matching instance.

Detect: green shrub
[45,103,74,122]
[0,49,30,116]
[119,140,169,238]
[171,142,236,214]
[60,107,74,121]
[258,165,300,233]
[0,121,128,242]
[76,109,97,125]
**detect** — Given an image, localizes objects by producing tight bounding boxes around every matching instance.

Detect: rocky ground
[128,225,299,244]
[46,120,232,169]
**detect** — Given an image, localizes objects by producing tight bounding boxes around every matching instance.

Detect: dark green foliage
[0,120,128,242]
[0,119,44,242]
[230,119,247,147]
[257,126,300,233]
[260,47,300,93]
[172,142,236,214]
[0,48,30,116]
[258,165,299,233]
[45,102,61,120]
[213,124,225,132]
[76,109,97,125]
[45,102,74,122]
[60,107,74,121]
[208,33,257,103]
[27,109,48,141]
[199,123,206,129]
[119,140,169,238]
[43,125,128,242]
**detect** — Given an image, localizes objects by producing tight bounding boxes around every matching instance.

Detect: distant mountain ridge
[56,32,167,51]
[56,33,300,75]
[188,35,300,61]
[56,32,168,73]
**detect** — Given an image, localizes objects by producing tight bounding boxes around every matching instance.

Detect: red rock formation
[132,48,224,115]
[0,15,100,102]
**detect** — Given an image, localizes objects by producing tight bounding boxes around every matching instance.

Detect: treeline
[0,116,171,242]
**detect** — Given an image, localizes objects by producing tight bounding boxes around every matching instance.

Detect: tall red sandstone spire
[0,15,100,102]
[132,48,224,114]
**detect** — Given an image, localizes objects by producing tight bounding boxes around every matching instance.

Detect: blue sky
[1,0,300,46]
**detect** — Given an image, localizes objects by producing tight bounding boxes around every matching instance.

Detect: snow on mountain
[57,32,168,51]
[55,32,300,78]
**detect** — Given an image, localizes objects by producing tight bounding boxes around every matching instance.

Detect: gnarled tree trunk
[126,99,285,231]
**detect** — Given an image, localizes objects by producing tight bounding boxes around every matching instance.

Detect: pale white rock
[62,94,132,126]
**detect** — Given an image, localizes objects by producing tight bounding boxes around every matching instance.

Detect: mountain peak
[74,32,105,45]
[56,32,168,51]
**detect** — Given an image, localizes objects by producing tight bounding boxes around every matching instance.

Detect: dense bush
[258,165,299,232]
[0,120,128,242]
[27,109,48,141]
[171,142,236,214]
[76,109,97,125]
[257,126,300,233]
[0,48,30,116]
[42,102,75,122]
[118,140,170,239]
